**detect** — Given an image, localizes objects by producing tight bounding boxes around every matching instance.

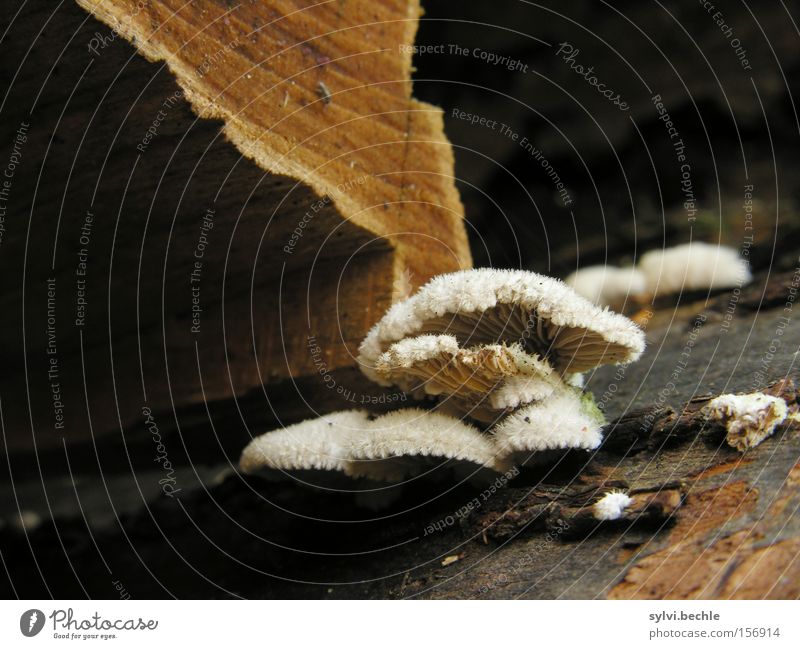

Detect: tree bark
[3,272,798,598]
[0,0,470,463]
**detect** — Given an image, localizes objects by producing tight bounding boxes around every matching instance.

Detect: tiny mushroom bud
[638,242,752,298]
[565,265,646,309]
[12,510,43,532]
[592,490,633,521]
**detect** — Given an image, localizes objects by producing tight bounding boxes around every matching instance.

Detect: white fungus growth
[491,388,605,460]
[346,408,507,481]
[704,392,789,451]
[12,510,43,532]
[593,491,633,521]
[375,334,515,397]
[241,268,650,498]
[239,410,370,474]
[638,242,752,297]
[487,372,560,411]
[565,265,646,308]
[483,348,583,411]
[375,334,571,419]
[392,266,414,302]
[239,408,507,484]
[359,268,646,381]
[379,333,462,367]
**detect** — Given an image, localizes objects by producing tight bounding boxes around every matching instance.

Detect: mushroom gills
[376,339,519,399]
[377,336,572,422]
[416,303,634,373]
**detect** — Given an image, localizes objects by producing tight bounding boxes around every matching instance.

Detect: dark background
[414,0,800,275]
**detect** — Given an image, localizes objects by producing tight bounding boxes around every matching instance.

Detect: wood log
[3,1,798,603]
[3,273,798,598]
[0,0,470,459]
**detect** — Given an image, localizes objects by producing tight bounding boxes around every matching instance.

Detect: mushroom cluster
[566,242,752,309]
[241,269,645,490]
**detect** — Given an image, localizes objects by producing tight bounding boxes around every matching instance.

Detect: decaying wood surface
[0,0,470,457]
[3,272,798,599]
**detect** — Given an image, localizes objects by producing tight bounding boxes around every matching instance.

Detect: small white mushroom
[491,387,605,462]
[485,347,586,409]
[11,510,43,532]
[239,410,370,474]
[593,491,633,521]
[460,359,583,422]
[565,265,646,308]
[704,392,789,451]
[486,372,560,411]
[375,334,571,420]
[375,334,515,397]
[346,408,508,482]
[240,407,508,486]
[638,242,752,297]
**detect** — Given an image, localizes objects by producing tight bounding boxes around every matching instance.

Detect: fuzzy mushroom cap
[375,335,545,397]
[491,388,605,457]
[345,408,507,481]
[487,372,560,410]
[240,408,508,484]
[704,392,789,452]
[359,269,645,383]
[593,491,633,521]
[639,242,752,297]
[375,335,512,397]
[239,410,370,474]
[375,335,574,422]
[565,265,647,308]
[436,372,564,425]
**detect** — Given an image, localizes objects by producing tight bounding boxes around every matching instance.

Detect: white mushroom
[451,354,574,423]
[704,392,789,451]
[565,265,646,308]
[346,408,508,482]
[593,491,633,521]
[240,407,508,485]
[374,334,571,420]
[486,373,559,411]
[359,269,645,382]
[374,334,515,397]
[11,510,43,533]
[239,410,370,474]
[638,242,752,297]
[491,388,605,462]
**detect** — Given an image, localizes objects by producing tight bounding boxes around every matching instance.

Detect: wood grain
[0,0,470,451]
